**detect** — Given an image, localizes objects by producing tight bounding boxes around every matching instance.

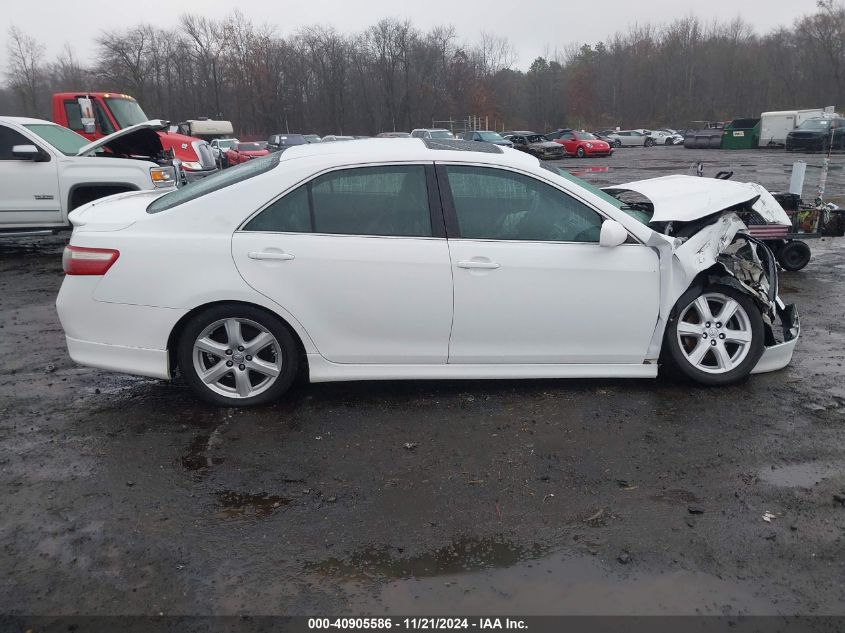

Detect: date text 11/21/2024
[307,618,528,630]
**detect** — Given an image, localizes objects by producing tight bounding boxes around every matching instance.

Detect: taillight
[62,246,120,275]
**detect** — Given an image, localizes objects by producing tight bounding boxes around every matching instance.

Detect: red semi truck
[51,92,219,181]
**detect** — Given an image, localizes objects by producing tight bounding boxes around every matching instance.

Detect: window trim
[434,161,642,245]
[237,161,447,239]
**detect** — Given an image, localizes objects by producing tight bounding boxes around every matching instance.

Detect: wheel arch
[167,300,310,378]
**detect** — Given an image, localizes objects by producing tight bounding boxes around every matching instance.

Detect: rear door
[0,124,61,228]
[232,163,454,364]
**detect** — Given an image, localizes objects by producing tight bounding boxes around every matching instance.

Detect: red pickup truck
[52,92,218,181]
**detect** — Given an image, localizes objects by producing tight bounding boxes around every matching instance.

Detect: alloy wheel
[192,318,283,398]
[676,293,753,374]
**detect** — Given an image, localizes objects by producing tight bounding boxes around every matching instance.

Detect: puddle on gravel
[215,490,291,519]
[309,537,545,580]
[759,462,842,488]
[311,542,779,614]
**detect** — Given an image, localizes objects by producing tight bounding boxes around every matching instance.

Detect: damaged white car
[56,139,798,406]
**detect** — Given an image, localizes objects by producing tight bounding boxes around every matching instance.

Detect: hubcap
[676,293,753,374]
[193,318,282,399]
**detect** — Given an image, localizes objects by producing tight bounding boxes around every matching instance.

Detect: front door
[0,124,61,228]
[232,163,453,364]
[439,164,660,364]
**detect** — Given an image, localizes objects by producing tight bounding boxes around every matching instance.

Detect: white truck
[759,107,838,148]
[0,116,179,236]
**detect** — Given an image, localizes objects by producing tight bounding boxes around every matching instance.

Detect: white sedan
[57,138,799,406]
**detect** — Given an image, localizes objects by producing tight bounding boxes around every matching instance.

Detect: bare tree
[5,25,45,116]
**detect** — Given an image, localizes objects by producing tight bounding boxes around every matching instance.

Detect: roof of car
[278,137,536,168]
[0,116,56,126]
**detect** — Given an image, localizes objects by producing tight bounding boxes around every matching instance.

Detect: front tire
[644,138,655,147]
[177,304,299,406]
[576,146,586,158]
[665,137,674,145]
[664,285,764,386]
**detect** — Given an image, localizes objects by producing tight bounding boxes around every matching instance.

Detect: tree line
[3,1,845,137]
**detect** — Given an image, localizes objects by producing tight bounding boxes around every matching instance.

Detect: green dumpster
[721,118,761,149]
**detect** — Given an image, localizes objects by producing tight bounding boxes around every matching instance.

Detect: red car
[224,141,270,167]
[545,129,613,158]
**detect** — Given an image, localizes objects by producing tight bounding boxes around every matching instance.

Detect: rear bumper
[65,336,170,379]
[56,276,185,380]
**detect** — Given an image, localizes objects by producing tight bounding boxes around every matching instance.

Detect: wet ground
[1,147,845,617]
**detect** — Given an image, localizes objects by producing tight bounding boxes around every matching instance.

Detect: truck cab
[51,93,218,181]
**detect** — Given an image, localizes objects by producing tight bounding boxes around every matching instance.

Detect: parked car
[505,132,565,159]
[593,130,620,147]
[56,138,799,406]
[209,138,239,168]
[224,141,270,166]
[0,116,178,235]
[321,135,355,142]
[545,129,613,157]
[461,130,513,147]
[267,134,308,152]
[648,130,684,145]
[785,117,845,152]
[303,134,322,143]
[410,128,455,140]
[377,132,411,138]
[606,130,656,147]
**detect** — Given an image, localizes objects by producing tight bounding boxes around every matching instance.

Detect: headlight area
[180,161,204,171]
[150,166,178,188]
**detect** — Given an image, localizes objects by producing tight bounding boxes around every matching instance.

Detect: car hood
[603,175,791,225]
[76,119,169,157]
[529,141,562,149]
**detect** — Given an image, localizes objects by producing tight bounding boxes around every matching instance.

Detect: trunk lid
[69,189,167,232]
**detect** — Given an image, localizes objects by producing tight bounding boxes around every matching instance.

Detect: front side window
[64,101,84,131]
[445,165,602,243]
[244,165,432,237]
[0,125,32,160]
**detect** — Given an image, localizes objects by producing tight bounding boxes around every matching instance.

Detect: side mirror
[599,219,629,247]
[12,144,42,161]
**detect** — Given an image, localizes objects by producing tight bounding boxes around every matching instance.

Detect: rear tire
[664,285,764,386]
[778,241,811,271]
[177,304,299,407]
[644,138,655,147]
[576,146,586,158]
[665,138,674,145]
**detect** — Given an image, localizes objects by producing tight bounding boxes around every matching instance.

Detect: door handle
[248,251,295,261]
[457,260,500,270]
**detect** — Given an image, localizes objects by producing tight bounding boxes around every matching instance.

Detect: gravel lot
[1,146,844,617]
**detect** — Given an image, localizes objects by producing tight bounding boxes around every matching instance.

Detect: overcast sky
[0,0,820,73]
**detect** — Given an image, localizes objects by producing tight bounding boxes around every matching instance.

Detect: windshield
[104,97,150,128]
[429,130,454,139]
[218,139,236,149]
[22,123,89,156]
[148,153,281,213]
[573,132,597,140]
[237,143,266,151]
[798,118,833,130]
[541,161,652,225]
[278,135,306,145]
[526,134,546,143]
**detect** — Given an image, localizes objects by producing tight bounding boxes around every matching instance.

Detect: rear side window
[243,165,432,237]
[147,152,281,213]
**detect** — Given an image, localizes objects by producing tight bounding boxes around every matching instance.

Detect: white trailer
[759,107,837,147]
